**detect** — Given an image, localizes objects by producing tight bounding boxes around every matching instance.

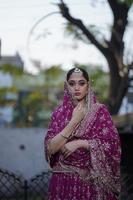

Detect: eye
[68,81,75,87]
[78,81,86,86]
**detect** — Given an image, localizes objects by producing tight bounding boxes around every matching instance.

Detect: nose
[75,83,80,90]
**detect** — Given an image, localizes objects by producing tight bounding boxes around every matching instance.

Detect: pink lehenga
[44,82,121,200]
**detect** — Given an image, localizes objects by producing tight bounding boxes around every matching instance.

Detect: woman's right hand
[71,102,86,125]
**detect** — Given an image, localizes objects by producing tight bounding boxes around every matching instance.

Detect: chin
[74,94,86,101]
[76,96,85,101]
[75,96,81,100]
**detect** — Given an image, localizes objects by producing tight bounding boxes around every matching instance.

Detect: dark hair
[66,67,89,81]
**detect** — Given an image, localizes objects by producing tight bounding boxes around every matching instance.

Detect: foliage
[0,87,17,105]
[0,63,110,127]
[12,66,65,127]
[0,64,23,76]
[119,0,133,5]
[44,65,65,82]
[13,91,45,127]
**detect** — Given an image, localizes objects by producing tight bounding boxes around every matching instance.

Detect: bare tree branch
[58,1,108,56]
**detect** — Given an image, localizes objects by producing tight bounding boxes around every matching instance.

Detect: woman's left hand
[61,140,79,158]
[61,140,89,159]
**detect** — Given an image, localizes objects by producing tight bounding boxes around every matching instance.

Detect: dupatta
[44,81,121,199]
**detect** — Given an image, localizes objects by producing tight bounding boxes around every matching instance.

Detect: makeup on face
[67,72,89,103]
[68,80,88,87]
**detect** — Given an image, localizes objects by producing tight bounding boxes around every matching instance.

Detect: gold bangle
[60,134,69,139]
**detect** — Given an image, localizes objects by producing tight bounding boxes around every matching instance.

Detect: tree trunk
[105,2,129,114]
[106,52,129,114]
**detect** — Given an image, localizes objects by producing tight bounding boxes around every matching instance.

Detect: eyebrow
[68,79,86,82]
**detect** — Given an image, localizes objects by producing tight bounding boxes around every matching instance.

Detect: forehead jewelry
[74,68,81,73]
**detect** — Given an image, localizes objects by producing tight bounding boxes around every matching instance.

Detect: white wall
[0,128,50,180]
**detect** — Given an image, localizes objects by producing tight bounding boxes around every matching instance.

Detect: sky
[0,0,133,73]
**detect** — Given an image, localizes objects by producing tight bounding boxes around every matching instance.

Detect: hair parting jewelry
[74,68,81,73]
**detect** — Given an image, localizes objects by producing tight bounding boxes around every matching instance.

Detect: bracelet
[60,134,69,140]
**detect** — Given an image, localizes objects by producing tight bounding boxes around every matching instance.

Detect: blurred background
[0,0,133,199]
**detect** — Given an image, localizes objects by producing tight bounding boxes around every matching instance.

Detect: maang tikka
[74,68,81,73]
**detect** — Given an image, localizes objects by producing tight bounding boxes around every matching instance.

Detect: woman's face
[67,72,88,102]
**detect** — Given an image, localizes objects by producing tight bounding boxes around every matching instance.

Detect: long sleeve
[44,110,60,167]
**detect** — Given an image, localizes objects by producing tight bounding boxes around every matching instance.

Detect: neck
[74,98,86,106]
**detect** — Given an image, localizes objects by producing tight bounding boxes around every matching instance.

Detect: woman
[44,67,121,200]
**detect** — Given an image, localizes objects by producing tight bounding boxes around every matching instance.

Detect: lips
[75,92,81,96]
